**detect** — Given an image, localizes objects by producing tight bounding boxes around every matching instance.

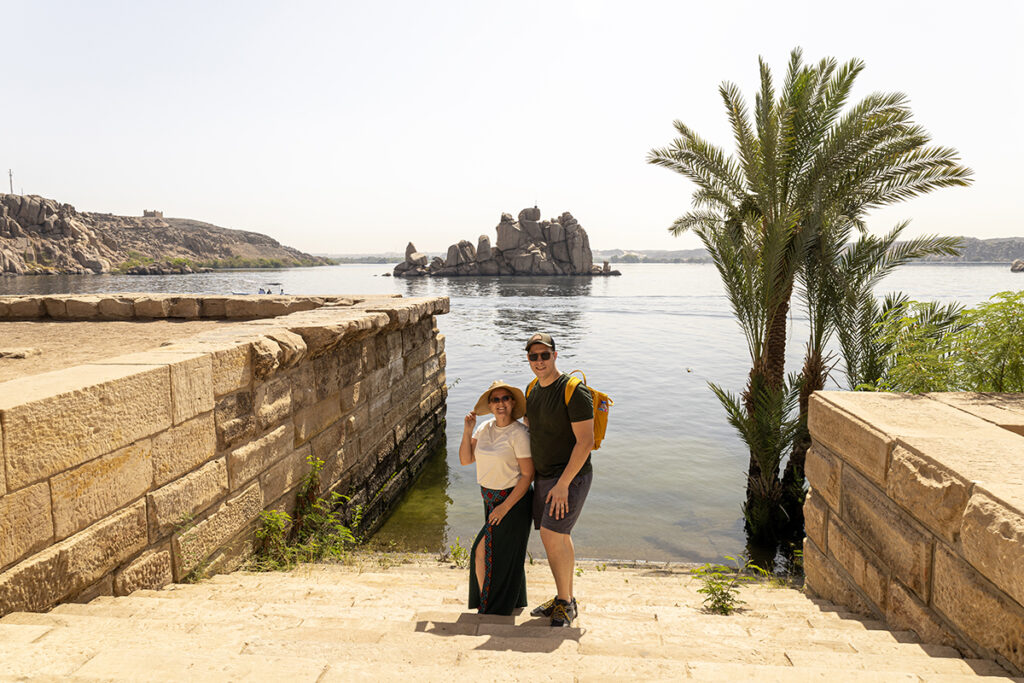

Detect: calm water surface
[3,263,1020,562]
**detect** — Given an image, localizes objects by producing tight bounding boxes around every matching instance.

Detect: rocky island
[0,193,327,275]
[394,207,620,277]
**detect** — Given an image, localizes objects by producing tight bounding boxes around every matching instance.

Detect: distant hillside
[0,193,328,275]
[595,237,1024,264]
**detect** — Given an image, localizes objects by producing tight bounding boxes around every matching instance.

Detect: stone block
[805,443,842,510]
[293,395,342,446]
[340,381,365,413]
[134,296,169,318]
[147,457,229,540]
[827,516,888,610]
[87,350,215,425]
[227,423,293,489]
[50,440,153,539]
[97,297,134,319]
[0,483,53,570]
[841,466,933,601]
[210,343,252,396]
[64,296,101,319]
[152,412,217,486]
[313,354,342,401]
[932,543,1024,672]
[0,364,172,489]
[288,364,317,409]
[802,537,875,618]
[886,578,959,647]
[886,445,971,543]
[166,297,199,318]
[929,392,1024,436]
[173,482,263,579]
[959,491,1024,607]
[808,393,892,485]
[63,501,148,595]
[199,297,228,318]
[803,489,828,552]
[310,420,348,490]
[264,329,307,368]
[0,546,69,615]
[42,297,67,318]
[8,298,44,318]
[114,545,173,596]
[260,446,312,506]
[215,390,256,450]
[69,574,114,603]
[255,375,293,430]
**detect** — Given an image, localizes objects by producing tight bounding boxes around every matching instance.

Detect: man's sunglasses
[528,352,552,361]
[489,394,514,404]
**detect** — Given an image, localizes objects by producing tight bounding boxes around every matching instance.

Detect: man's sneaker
[550,597,578,627]
[530,596,557,617]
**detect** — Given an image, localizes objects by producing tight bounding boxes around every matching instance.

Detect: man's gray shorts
[532,471,593,534]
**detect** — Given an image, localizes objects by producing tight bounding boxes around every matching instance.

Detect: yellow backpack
[526,370,613,450]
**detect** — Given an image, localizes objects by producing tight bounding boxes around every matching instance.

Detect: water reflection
[370,444,451,552]
[400,275,594,300]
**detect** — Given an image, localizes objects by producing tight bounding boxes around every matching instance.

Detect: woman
[460,379,535,615]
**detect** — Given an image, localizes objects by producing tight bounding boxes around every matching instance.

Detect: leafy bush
[693,555,759,615]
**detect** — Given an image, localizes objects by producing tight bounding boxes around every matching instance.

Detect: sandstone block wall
[0,293,448,616]
[804,391,1024,674]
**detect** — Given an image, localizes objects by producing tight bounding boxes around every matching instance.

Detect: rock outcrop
[1012,258,1024,272]
[394,207,619,277]
[0,193,327,275]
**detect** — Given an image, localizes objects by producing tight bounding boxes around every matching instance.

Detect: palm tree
[648,48,973,542]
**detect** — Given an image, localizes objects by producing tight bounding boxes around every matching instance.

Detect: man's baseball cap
[525,332,556,351]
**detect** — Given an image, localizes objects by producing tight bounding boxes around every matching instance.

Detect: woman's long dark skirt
[468,485,533,615]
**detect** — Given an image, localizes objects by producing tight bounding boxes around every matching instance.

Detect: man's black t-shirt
[526,373,593,479]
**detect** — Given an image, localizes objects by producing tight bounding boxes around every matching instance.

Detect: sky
[3,0,1022,255]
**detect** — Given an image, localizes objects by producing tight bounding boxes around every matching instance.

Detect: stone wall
[804,391,1024,674]
[0,293,448,616]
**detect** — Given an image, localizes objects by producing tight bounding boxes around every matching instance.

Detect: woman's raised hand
[463,412,477,434]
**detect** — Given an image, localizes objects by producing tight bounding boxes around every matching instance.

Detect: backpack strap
[564,376,581,406]
[526,377,539,398]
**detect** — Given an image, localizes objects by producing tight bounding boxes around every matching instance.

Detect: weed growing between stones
[438,536,470,568]
[248,455,360,571]
[693,555,760,615]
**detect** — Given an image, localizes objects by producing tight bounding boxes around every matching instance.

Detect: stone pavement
[0,556,1018,681]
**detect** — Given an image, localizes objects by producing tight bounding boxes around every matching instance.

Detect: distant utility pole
[7,169,11,194]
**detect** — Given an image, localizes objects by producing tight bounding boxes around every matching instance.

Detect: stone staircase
[0,556,1018,682]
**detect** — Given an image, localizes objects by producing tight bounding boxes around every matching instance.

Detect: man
[523,332,594,627]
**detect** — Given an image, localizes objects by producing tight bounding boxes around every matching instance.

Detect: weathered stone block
[264,329,307,369]
[166,297,199,318]
[255,375,292,430]
[64,296,101,319]
[260,446,312,506]
[313,354,342,402]
[929,392,1024,436]
[69,574,114,603]
[227,423,293,489]
[0,483,53,570]
[802,537,875,618]
[886,578,959,647]
[42,297,67,318]
[199,297,228,318]
[152,412,217,486]
[173,482,263,579]
[808,393,892,485]
[64,501,148,595]
[168,354,214,424]
[210,343,252,396]
[97,297,134,319]
[51,440,153,539]
[293,395,342,446]
[147,457,229,540]
[134,296,169,318]
[8,298,44,318]
[288,364,317,409]
[805,443,841,510]
[114,545,173,596]
[933,544,1024,672]
[827,516,888,610]
[0,364,172,489]
[841,466,933,601]
[215,390,256,450]
[886,445,971,543]
[803,489,828,552]
[959,491,1024,608]
[0,546,69,615]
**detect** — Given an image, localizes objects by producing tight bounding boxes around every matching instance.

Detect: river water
[2,263,1020,563]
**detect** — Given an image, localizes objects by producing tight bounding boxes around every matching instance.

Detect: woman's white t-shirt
[472,418,532,490]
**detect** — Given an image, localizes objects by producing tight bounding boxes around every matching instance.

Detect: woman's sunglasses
[489,394,514,404]
[527,352,552,361]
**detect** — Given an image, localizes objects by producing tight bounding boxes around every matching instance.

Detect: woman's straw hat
[473,379,526,420]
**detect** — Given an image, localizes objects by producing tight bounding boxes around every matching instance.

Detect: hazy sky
[4,1,1021,254]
